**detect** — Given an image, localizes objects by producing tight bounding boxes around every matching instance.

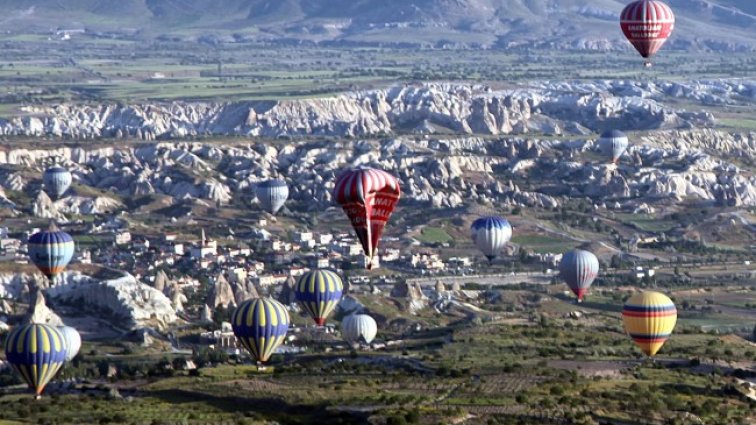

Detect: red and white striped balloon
[620,0,675,64]
[333,167,400,269]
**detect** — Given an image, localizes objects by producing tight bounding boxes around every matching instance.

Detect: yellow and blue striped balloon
[295,269,343,326]
[28,229,75,281]
[231,298,290,363]
[622,291,677,357]
[4,324,67,397]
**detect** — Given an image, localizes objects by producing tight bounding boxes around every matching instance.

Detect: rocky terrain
[2,80,737,140]
[0,272,178,331]
[0,78,752,212]
[0,132,754,214]
[0,78,753,336]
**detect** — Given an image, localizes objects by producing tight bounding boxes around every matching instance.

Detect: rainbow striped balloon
[622,291,677,356]
[4,324,67,397]
[231,298,290,363]
[28,229,75,281]
[295,269,343,326]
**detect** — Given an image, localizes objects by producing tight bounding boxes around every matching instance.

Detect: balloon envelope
[295,269,343,326]
[231,298,290,363]
[559,250,599,301]
[470,216,512,261]
[620,0,675,61]
[622,291,677,356]
[5,324,67,396]
[58,326,81,362]
[43,166,72,200]
[28,229,75,281]
[256,179,289,215]
[341,314,378,345]
[333,167,400,269]
[598,130,629,163]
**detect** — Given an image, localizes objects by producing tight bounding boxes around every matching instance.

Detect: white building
[190,230,217,260]
[114,231,131,245]
[295,232,313,243]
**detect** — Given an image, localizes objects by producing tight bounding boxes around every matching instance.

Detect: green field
[417,227,454,244]
[719,118,756,131]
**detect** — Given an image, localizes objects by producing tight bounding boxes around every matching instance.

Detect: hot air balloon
[333,167,400,270]
[58,326,81,362]
[231,298,290,364]
[295,269,343,326]
[43,166,72,200]
[622,291,677,356]
[620,0,675,67]
[470,216,512,262]
[559,250,599,302]
[256,179,289,215]
[28,225,75,282]
[598,130,629,164]
[341,314,378,345]
[5,323,67,398]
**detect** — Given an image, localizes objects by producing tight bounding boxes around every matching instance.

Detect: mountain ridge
[0,0,753,50]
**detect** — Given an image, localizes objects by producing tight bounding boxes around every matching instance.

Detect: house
[227,267,247,285]
[114,231,132,245]
[341,243,363,257]
[0,238,21,254]
[289,266,308,277]
[75,250,92,265]
[253,274,288,287]
[172,243,185,256]
[295,232,313,243]
[309,256,330,269]
[411,253,445,270]
[447,257,472,267]
[190,230,217,260]
[528,252,563,267]
[317,233,333,245]
[363,254,379,269]
[380,248,401,262]
[132,239,150,252]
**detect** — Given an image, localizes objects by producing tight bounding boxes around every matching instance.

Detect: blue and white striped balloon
[470,216,513,261]
[559,249,599,302]
[43,166,72,200]
[28,228,75,281]
[598,130,629,164]
[256,179,289,215]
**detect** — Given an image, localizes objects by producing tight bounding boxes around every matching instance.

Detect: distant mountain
[0,0,753,50]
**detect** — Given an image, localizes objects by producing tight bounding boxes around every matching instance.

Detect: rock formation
[206,273,235,309]
[390,281,428,313]
[23,290,64,326]
[46,273,177,330]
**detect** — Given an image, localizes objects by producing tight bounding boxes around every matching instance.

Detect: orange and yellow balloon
[622,291,677,356]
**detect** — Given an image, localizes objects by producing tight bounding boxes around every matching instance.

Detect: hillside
[0,0,753,50]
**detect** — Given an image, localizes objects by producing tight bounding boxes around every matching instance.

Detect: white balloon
[341,314,378,345]
[58,325,81,362]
